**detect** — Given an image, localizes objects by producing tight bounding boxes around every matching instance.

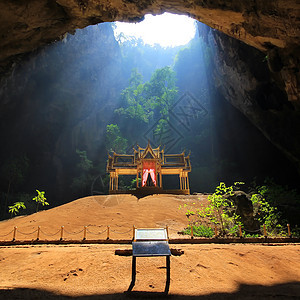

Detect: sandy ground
[0,194,203,241]
[0,194,300,299]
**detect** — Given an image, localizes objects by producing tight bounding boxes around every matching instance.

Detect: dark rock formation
[226,191,260,232]
[211,30,300,173]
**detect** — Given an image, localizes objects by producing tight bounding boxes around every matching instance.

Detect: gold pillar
[109,172,118,191]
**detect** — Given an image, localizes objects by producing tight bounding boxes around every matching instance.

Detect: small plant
[129,177,141,189]
[263,55,269,62]
[291,227,300,238]
[8,202,26,218]
[32,190,49,212]
[182,224,214,238]
[243,232,261,238]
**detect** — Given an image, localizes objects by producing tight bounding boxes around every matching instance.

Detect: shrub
[179,182,244,237]
[182,225,214,238]
[8,201,26,218]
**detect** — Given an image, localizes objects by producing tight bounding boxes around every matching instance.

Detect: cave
[0,0,299,217]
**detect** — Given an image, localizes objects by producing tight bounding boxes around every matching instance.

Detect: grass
[182,225,214,238]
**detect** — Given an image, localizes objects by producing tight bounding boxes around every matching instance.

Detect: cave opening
[114,13,196,48]
[0,11,299,221]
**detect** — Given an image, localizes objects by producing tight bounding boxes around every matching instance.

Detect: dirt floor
[0,194,299,299]
[0,194,204,241]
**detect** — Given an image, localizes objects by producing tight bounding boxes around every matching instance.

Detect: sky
[114,13,197,47]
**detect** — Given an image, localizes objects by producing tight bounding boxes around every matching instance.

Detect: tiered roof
[107,143,191,172]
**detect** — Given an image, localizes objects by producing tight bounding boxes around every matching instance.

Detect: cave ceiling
[0,1,299,65]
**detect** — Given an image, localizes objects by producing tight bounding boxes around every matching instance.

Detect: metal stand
[128,254,170,293]
[127,229,171,294]
[128,256,136,292]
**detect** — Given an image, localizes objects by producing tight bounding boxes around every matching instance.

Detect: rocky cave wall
[0,0,300,172]
[210,30,300,173]
[0,23,125,203]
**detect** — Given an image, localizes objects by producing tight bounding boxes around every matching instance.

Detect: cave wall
[0,0,300,176]
[210,29,300,173]
[0,23,125,204]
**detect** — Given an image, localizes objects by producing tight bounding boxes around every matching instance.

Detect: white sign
[135,228,168,241]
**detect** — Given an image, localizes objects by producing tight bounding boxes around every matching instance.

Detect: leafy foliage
[249,178,300,236]
[180,182,244,237]
[251,178,300,207]
[204,182,244,236]
[250,193,281,234]
[180,180,298,238]
[182,224,214,238]
[105,124,128,153]
[145,66,178,120]
[115,66,178,148]
[8,201,26,217]
[129,177,141,189]
[116,67,177,125]
[115,69,153,123]
[32,190,49,212]
[75,149,93,172]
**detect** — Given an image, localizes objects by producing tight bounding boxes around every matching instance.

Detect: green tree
[115,69,154,123]
[115,67,178,147]
[105,124,128,153]
[116,66,178,123]
[145,66,178,120]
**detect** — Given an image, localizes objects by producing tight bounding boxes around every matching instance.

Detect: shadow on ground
[0,282,299,299]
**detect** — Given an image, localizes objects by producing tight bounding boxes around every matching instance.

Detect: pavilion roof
[107,143,191,172]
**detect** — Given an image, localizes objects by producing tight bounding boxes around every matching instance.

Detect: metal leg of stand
[128,256,136,292]
[164,255,170,294]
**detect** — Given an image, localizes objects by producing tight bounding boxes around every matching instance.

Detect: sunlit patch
[114,13,196,47]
